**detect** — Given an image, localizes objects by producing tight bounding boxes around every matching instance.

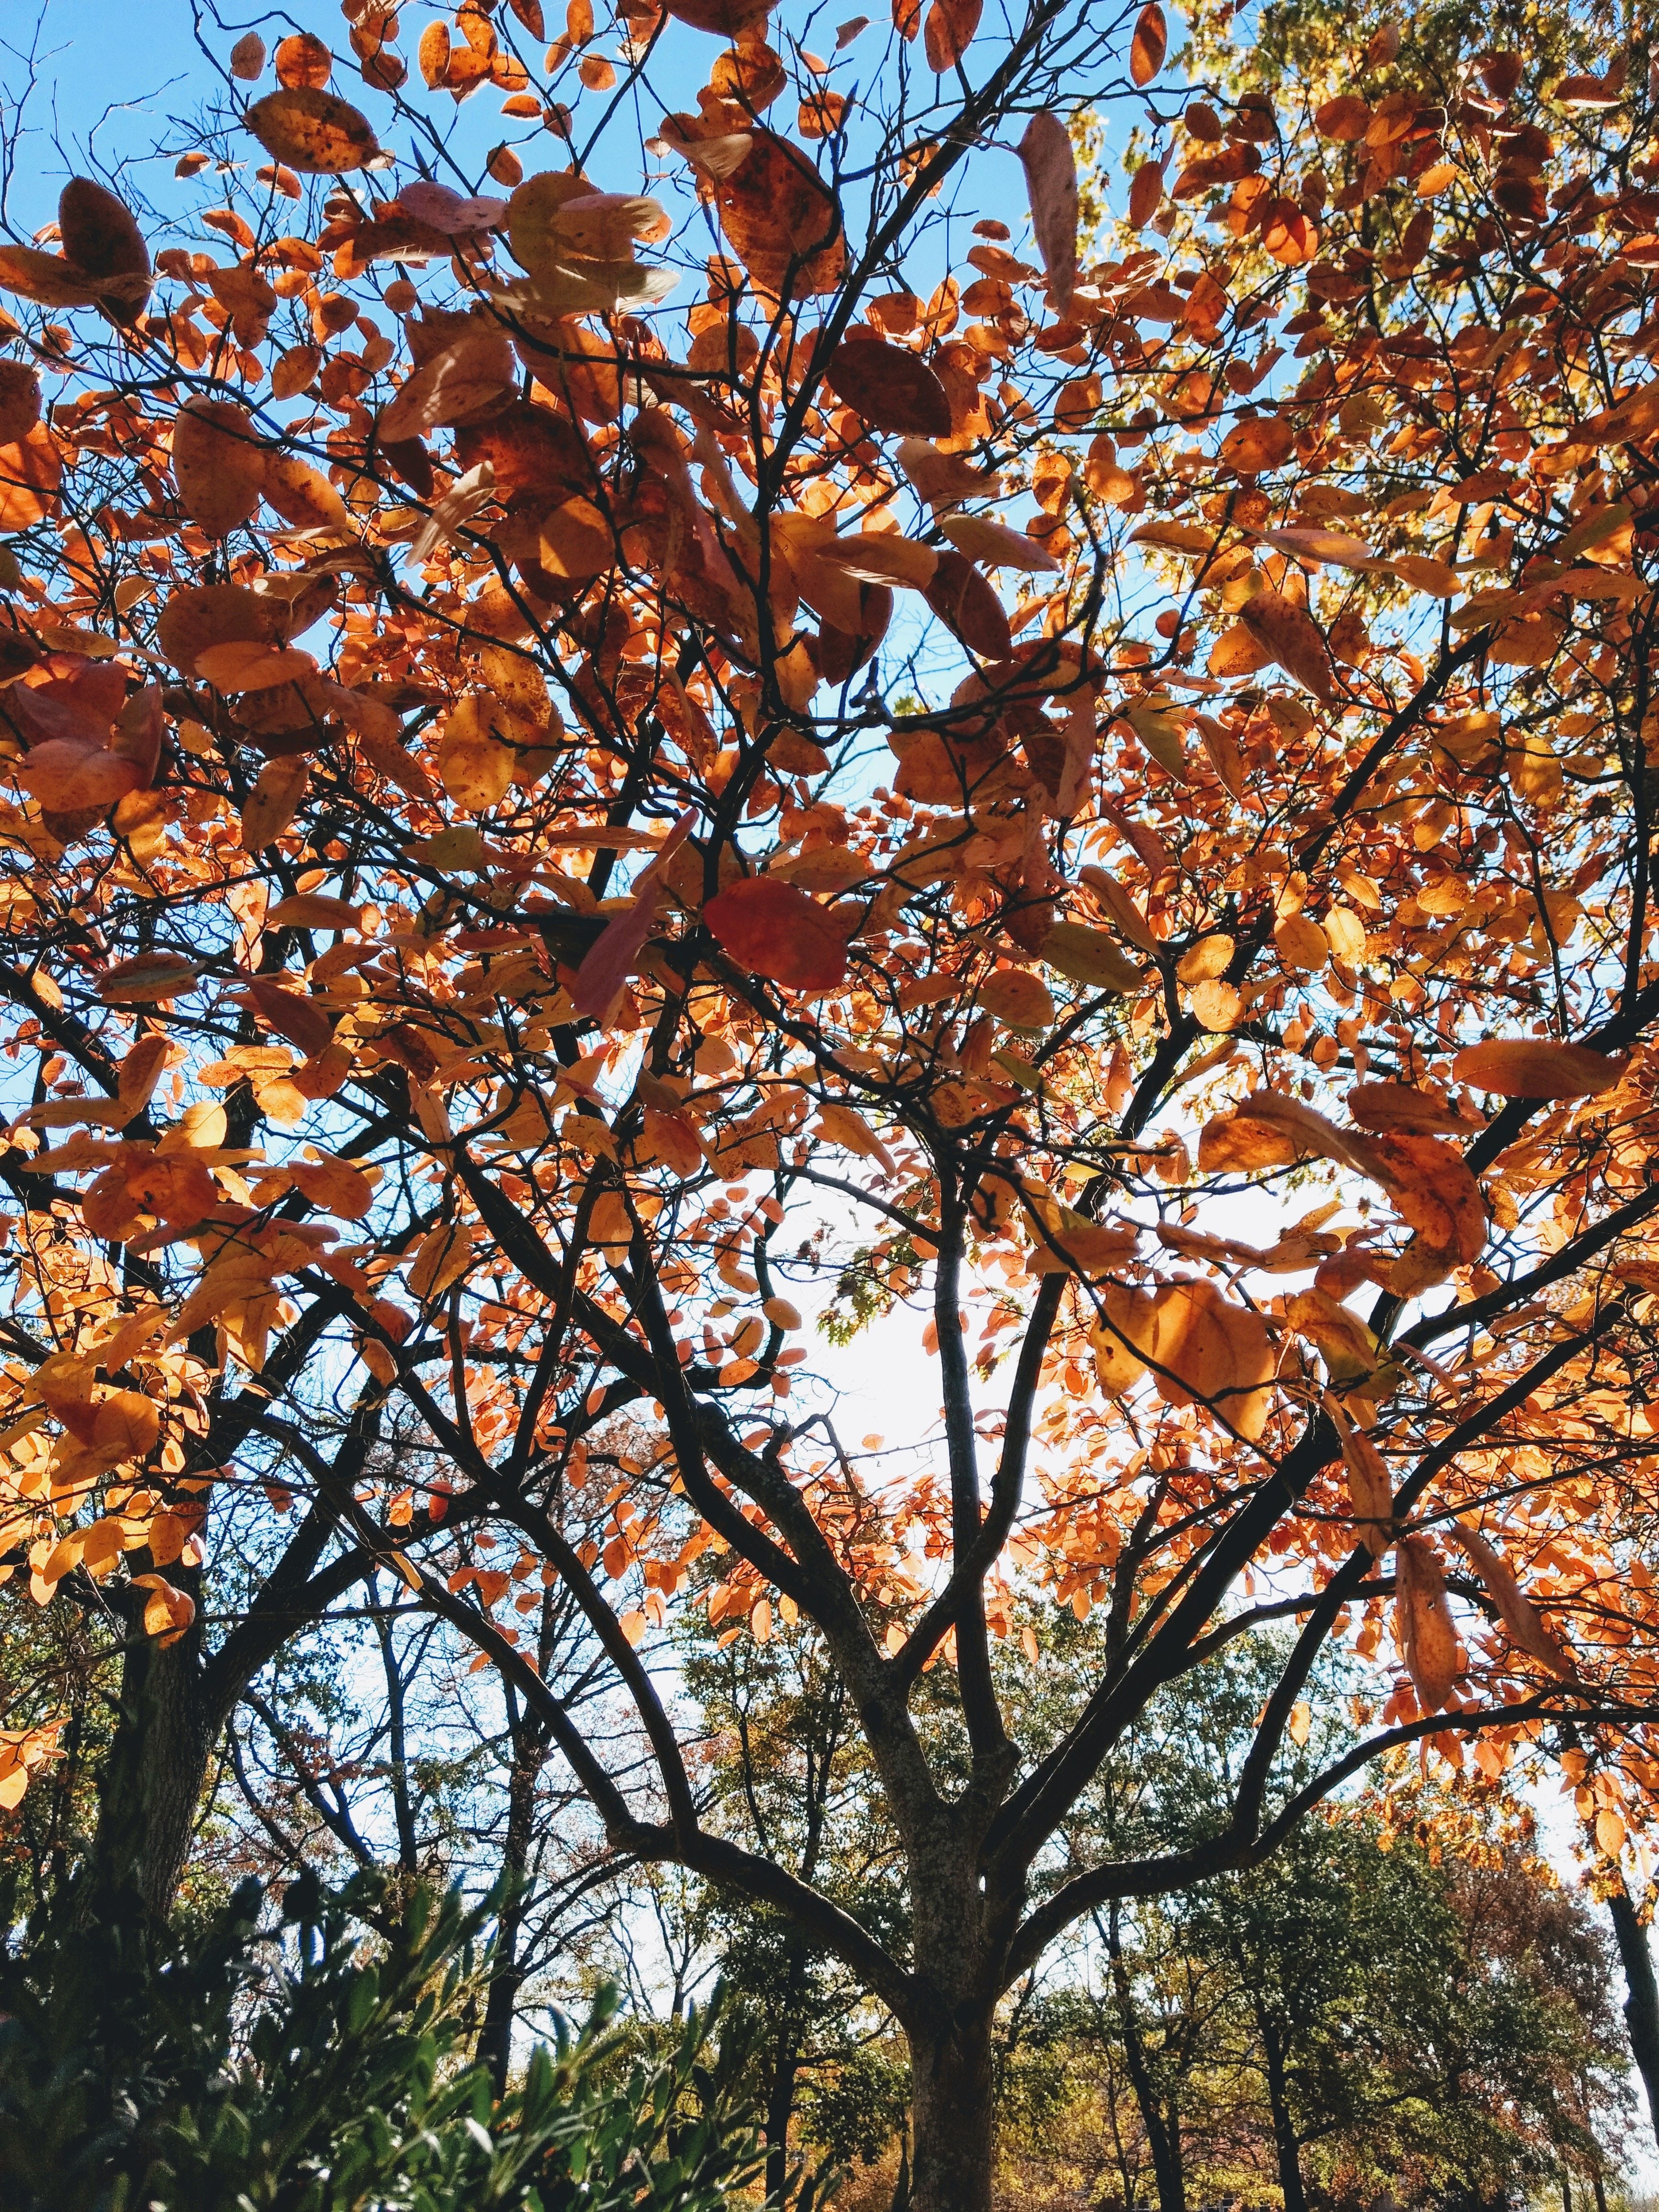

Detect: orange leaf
[1130,1,1166,85]
[1238,589,1334,700]
[1450,1038,1626,1099]
[924,0,981,70]
[1220,414,1294,473]
[1447,1524,1574,1678]
[1395,1534,1459,1711]
[172,397,266,539]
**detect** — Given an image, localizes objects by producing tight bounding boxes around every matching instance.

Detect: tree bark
[87,1582,212,1918]
[907,2007,997,2212]
[1608,1880,1659,2148]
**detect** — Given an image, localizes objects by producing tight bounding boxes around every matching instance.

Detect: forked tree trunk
[907,2007,997,2212]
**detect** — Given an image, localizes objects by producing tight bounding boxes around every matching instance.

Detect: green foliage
[0,1869,830,2212]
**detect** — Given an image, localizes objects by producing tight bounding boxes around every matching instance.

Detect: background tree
[3,0,1659,2204]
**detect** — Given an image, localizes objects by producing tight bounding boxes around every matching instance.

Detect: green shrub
[0,1869,835,2212]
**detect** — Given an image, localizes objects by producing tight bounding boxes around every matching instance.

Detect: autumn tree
[6,0,1659,2203]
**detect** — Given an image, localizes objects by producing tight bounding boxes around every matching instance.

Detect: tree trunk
[907,2008,997,2212]
[765,2036,800,2203]
[1106,1907,1185,2212]
[763,1929,811,2202]
[477,1703,546,2094]
[87,1583,211,1918]
[1258,2015,1306,2212]
[1608,1880,1659,2147]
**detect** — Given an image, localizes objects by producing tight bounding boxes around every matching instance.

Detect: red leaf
[238,976,337,1058]
[924,550,1013,660]
[572,810,697,1022]
[1018,113,1078,307]
[14,740,143,810]
[705,877,851,990]
[823,336,952,436]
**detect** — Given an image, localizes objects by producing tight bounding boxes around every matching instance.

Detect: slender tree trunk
[477,1709,545,2094]
[373,1591,418,1875]
[765,2036,801,2204]
[1258,2015,1306,2212]
[764,1931,810,2202]
[1106,1907,1186,2212]
[1609,1880,1659,2147]
[87,1583,211,1917]
[907,2006,997,2212]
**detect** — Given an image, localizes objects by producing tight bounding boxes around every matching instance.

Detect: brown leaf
[1018,112,1079,307]
[171,397,266,538]
[540,494,614,580]
[1395,1533,1459,1711]
[14,740,144,813]
[238,976,337,1058]
[1023,1193,1137,1275]
[1130,0,1166,85]
[1368,1131,1487,1275]
[1322,1395,1392,1552]
[244,87,379,174]
[1206,620,1275,681]
[716,132,845,300]
[0,361,41,445]
[1220,413,1294,473]
[58,178,151,322]
[267,893,363,932]
[195,641,318,693]
[0,421,62,530]
[662,0,773,30]
[1137,1276,1274,1439]
[241,758,310,853]
[823,335,951,435]
[938,512,1060,572]
[1348,1082,1482,1135]
[1128,157,1165,228]
[0,246,102,310]
[1238,588,1333,700]
[924,0,982,70]
[1197,1110,1302,1174]
[229,31,267,79]
[818,531,938,591]
[275,31,333,87]
[378,324,518,442]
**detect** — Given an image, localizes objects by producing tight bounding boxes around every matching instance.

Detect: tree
[4,0,1659,2204]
